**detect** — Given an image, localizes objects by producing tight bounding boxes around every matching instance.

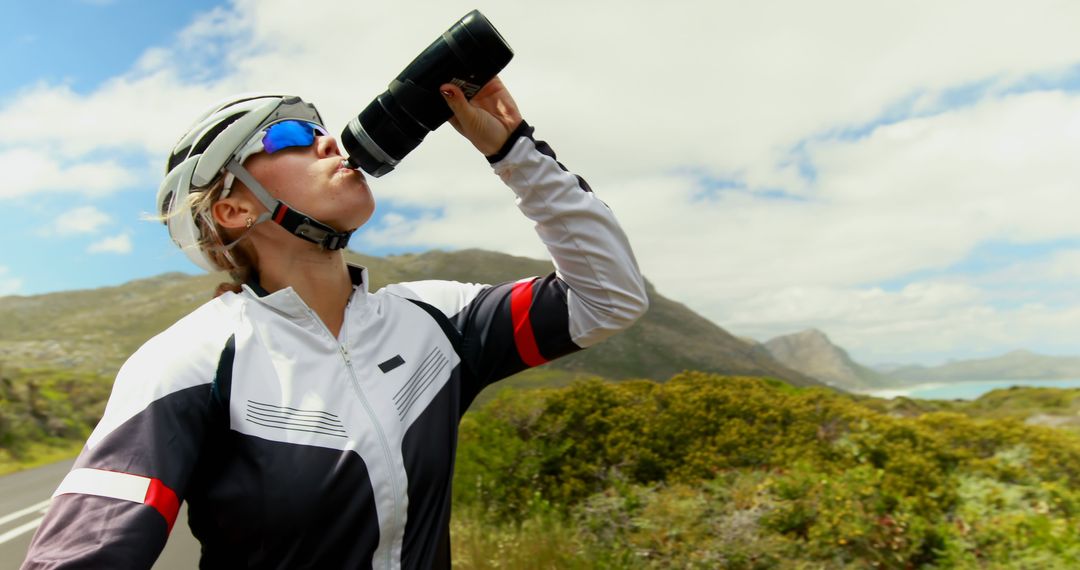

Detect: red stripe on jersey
[144,478,181,533]
[510,279,547,367]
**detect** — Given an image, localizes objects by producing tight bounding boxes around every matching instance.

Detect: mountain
[763,329,897,390]
[890,350,1080,382]
[869,362,914,375]
[0,249,824,388]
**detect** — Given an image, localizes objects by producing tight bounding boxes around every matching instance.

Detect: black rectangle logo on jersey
[379,355,405,373]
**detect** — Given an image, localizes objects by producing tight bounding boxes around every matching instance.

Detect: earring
[245,217,254,229]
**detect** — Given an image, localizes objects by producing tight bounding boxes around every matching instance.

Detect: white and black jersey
[22,123,648,570]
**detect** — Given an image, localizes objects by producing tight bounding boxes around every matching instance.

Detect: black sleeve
[451,274,581,390]
[21,321,234,569]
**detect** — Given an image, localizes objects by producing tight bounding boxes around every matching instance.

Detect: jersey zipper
[305,302,402,570]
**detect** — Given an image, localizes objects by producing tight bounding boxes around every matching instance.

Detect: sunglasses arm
[224,160,353,251]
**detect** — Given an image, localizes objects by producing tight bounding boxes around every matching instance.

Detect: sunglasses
[246,120,328,156]
[223,120,329,195]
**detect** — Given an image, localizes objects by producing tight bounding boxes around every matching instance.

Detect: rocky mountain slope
[763,329,896,390]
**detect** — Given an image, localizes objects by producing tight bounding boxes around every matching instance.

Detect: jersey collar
[240,264,370,326]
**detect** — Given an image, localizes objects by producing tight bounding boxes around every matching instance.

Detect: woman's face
[243,133,375,231]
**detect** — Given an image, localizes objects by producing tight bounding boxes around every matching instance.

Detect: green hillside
[0,249,821,386]
[0,272,222,375]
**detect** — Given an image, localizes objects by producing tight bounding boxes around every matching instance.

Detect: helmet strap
[224,160,353,251]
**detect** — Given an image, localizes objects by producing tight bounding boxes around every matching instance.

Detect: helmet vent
[166,146,191,174]
[190,111,246,158]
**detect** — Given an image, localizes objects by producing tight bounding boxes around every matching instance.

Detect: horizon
[2,1,1079,365]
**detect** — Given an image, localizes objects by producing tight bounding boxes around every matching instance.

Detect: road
[0,459,200,569]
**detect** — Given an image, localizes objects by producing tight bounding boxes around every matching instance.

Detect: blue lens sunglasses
[223,120,329,196]
[253,120,328,154]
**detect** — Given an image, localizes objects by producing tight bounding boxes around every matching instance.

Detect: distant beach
[859,378,1080,400]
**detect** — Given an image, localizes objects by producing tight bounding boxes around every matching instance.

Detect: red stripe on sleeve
[144,478,181,533]
[510,279,547,367]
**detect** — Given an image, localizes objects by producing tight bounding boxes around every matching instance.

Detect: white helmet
[157,94,352,272]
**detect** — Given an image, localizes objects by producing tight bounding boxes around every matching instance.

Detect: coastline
[855,378,1080,400]
[854,382,950,399]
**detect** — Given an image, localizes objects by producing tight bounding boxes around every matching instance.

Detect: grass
[0,440,82,476]
[450,506,627,570]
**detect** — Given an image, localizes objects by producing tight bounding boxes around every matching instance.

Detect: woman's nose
[316,135,341,158]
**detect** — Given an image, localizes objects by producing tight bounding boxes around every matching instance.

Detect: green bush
[453,372,1080,568]
[0,367,112,461]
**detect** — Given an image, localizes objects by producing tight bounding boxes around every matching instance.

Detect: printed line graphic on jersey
[245,400,347,438]
[394,347,450,419]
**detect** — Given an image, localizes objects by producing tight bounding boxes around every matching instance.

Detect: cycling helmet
[156,94,353,272]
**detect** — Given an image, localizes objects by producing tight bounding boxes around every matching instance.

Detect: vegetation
[855,386,1080,436]
[3,358,1080,566]
[451,373,1080,569]
[0,367,112,474]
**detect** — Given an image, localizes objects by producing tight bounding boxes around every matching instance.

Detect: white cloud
[87,233,133,254]
[7,0,1078,173]
[1034,250,1080,283]
[0,266,22,296]
[5,0,1080,363]
[52,206,113,235]
[965,248,1080,287]
[721,280,1080,366]
[376,86,1080,338]
[0,149,134,199]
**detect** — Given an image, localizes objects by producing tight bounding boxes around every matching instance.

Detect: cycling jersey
[22,124,648,570]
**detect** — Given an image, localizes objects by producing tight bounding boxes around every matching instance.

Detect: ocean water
[865,379,1080,401]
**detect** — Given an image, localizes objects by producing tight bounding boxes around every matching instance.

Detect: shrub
[453,372,1080,568]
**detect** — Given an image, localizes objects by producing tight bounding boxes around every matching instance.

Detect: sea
[860,379,1080,401]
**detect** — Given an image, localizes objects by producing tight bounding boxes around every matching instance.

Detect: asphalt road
[0,458,200,569]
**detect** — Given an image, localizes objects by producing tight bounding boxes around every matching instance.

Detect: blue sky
[2,0,1080,365]
[0,1,221,293]
[1,1,222,96]
[0,0,436,293]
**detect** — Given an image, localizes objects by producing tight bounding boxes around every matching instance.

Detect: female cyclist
[22,78,647,569]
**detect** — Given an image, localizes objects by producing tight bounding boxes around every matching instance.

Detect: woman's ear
[212,190,259,230]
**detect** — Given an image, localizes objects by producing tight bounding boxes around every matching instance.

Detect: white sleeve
[490,128,649,347]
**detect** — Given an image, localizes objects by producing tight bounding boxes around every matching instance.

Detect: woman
[22,78,647,569]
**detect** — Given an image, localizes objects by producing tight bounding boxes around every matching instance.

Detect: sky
[1,0,1079,366]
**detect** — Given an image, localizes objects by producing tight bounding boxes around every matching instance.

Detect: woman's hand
[440,76,523,156]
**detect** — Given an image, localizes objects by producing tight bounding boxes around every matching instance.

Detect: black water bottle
[341,10,514,177]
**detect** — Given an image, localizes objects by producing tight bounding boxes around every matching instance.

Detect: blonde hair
[171,179,259,294]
